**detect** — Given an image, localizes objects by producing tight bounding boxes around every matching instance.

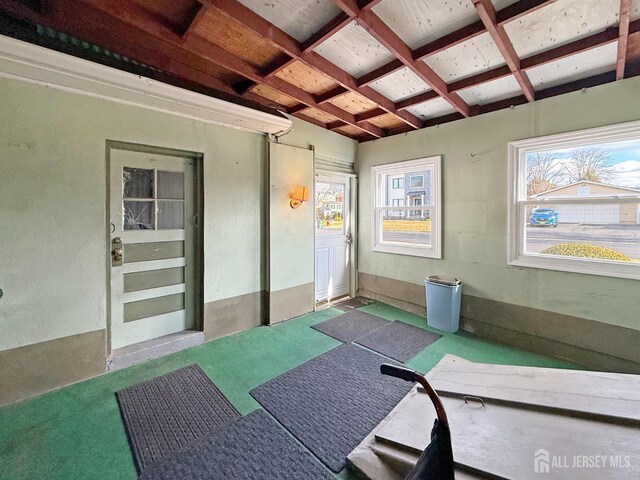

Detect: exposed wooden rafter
[200,0,421,131]
[391,21,635,112]
[180,3,207,42]
[0,0,636,143]
[0,0,284,111]
[75,0,386,138]
[352,0,557,90]
[616,0,632,79]
[333,0,471,117]
[472,0,535,101]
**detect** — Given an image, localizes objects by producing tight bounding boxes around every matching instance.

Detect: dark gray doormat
[250,344,413,472]
[355,321,442,363]
[116,364,240,473]
[334,296,376,312]
[140,409,334,480]
[311,309,389,343]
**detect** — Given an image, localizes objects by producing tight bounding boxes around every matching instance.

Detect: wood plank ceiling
[1,0,639,142]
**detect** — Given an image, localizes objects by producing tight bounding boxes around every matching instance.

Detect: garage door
[553,204,620,224]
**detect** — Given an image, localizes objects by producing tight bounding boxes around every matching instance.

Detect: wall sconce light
[290,185,310,209]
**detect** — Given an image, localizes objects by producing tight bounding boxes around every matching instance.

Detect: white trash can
[425,276,462,333]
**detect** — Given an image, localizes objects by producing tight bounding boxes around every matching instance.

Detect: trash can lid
[426,275,462,286]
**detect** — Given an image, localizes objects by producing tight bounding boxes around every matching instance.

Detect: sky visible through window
[526,140,640,191]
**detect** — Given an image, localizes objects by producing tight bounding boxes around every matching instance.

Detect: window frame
[392,177,404,189]
[371,156,441,258]
[508,120,640,280]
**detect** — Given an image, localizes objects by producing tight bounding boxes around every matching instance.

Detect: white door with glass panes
[315,174,351,302]
[109,146,197,350]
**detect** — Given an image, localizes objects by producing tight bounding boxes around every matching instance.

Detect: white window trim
[508,120,640,280]
[372,156,441,258]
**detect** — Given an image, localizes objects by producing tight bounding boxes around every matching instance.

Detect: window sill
[373,243,441,259]
[509,254,640,280]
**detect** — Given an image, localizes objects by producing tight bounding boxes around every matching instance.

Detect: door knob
[111,236,124,266]
[346,233,353,244]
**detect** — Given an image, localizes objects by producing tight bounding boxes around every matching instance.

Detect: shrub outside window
[372,156,441,258]
[508,121,640,280]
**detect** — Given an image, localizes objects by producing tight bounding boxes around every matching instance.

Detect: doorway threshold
[108,331,204,371]
[316,294,351,311]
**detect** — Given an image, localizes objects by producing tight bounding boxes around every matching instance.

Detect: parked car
[529,208,558,227]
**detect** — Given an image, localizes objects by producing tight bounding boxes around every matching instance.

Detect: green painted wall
[0,77,355,352]
[357,76,640,331]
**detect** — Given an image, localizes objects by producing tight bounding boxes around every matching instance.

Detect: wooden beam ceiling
[472,0,535,102]
[82,0,390,138]
[201,0,422,131]
[0,0,636,143]
[334,0,471,117]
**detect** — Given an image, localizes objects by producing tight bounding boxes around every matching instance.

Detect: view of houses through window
[372,156,441,258]
[520,138,640,267]
[316,182,344,235]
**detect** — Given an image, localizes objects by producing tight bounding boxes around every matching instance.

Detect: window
[410,175,424,188]
[508,121,640,280]
[122,168,185,230]
[392,177,404,189]
[372,156,441,258]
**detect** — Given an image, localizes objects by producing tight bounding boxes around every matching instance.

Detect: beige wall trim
[269,282,315,325]
[358,272,640,374]
[203,290,266,342]
[0,329,106,406]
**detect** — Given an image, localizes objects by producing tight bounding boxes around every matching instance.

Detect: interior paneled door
[315,173,351,302]
[109,146,197,350]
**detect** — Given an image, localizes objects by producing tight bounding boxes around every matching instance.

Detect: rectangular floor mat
[355,321,442,363]
[334,296,376,312]
[250,344,413,472]
[140,409,334,480]
[311,309,389,343]
[116,364,241,473]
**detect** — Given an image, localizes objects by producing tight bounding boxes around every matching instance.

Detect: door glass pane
[124,201,155,230]
[157,200,184,230]
[316,182,345,235]
[381,208,431,246]
[123,168,154,199]
[157,171,184,199]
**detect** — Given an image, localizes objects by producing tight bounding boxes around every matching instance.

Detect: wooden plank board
[194,10,282,68]
[427,355,640,421]
[376,392,640,479]
[329,91,379,115]
[274,61,339,95]
[368,113,406,129]
[251,84,299,108]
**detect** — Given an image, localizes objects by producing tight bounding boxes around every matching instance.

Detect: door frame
[105,140,204,356]
[314,168,357,308]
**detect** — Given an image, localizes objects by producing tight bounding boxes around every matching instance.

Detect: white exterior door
[315,174,351,302]
[109,146,197,350]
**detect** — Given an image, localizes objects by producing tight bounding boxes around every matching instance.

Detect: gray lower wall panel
[203,290,266,342]
[269,282,314,325]
[0,329,107,406]
[358,272,640,374]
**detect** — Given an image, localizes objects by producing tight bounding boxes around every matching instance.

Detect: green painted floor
[0,302,581,480]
